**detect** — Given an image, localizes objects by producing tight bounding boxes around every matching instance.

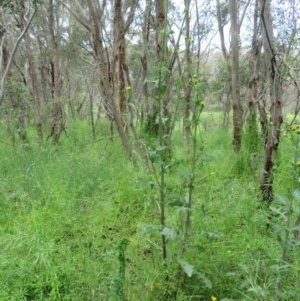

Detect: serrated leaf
[201,231,223,239]
[247,285,266,298]
[178,169,192,179]
[275,194,288,205]
[196,271,212,289]
[148,151,157,163]
[161,227,178,240]
[140,224,161,236]
[270,206,286,220]
[199,154,214,162]
[179,260,194,277]
[167,200,186,207]
[156,145,168,152]
[293,189,300,202]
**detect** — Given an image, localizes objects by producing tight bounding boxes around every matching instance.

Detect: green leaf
[178,169,192,179]
[196,271,212,289]
[162,117,169,124]
[167,200,186,207]
[293,189,300,202]
[202,231,222,239]
[140,224,161,236]
[157,83,167,94]
[247,285,266,298]
[156,145,168,152]
[179,259,194,277]
[199,154,214,162]
[275,194,288,205]
[148,151,157,163]
[162,227,178,240]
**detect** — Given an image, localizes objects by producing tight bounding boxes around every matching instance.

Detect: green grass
[0,117,299,300]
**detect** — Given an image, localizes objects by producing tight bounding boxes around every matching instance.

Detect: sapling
[180,88,205,256]
[272,125,300,300]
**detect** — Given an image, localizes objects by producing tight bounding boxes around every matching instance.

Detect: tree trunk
[1,30,28,144]
[86,0,135,161]
[259,0,283,205]
[20,1,43,141]
[0,5,36,106]
[47,0,65,142]
[216,0,231,130]
[230,0,243,151]
[140,0,151,121]
[114,0,126,115]
[246,0,261,154]
[183,0,192,153]
[156,0,171,136]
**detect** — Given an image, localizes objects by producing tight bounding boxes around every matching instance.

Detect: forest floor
[0,114,299,301]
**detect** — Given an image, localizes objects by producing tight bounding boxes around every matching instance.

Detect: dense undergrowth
[0,115,299,300]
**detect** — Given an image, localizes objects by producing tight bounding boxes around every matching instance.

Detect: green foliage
[143,113,159,136]
[0,116,299,300]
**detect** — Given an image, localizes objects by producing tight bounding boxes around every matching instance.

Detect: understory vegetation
[0,115,299,301]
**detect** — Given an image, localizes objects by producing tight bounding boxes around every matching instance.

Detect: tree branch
[239,0,251,30]
[124,1,137,33]
[60,1,91,32]
[0,8,36,106]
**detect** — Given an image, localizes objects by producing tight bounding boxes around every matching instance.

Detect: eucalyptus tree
[215,0,231,128]
[0,1,36,105]
[63,0,137,161]
[140,0,152,122]
[0,1,36,143]
[258,0,300,205]
[180,0,215,151]
[46,0,66,142]
[183,0,192,153]
[243,0,262,177]
[230,0,244,151]
[19,0,43,141]
[273,0,300,123]
[216,0,251,147]
[143,0,172,138]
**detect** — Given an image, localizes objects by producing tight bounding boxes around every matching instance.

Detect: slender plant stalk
[157,64,167,261]
[180,94,204,256]
[156,0,170,262]
[116,238,129,301]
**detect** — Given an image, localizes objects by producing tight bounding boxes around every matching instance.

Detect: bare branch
[0,8,36,106]
[281,55,300,125]
[124,1,137,33]
[239,0,251,30]
[60,1,91,32]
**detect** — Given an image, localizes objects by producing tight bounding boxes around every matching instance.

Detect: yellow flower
[125,86,132,91]
[290,124,299,131]
[200,100,205,106]
[296,160,300,167]
[211,296,217,301]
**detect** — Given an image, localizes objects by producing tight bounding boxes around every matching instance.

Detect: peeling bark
[230,0,243,151]
[259,0,283,205]
[47,0,65,142]
[20,1,43,141]
[86,0,135,161]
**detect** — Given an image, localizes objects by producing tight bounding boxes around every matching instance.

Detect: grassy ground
[0,116,299,300]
